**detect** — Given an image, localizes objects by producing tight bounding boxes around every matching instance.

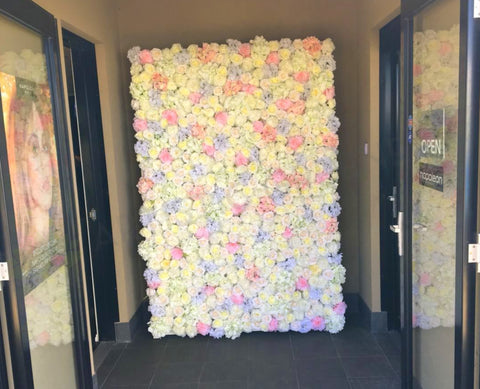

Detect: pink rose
[253,121,264,133]
[204,286,216,295]
[159,148,173,164]
[203,143,215,156]
[325,218,338,234]
[246,266,260,281]
[419,273,431,286]
[192,124,206,139]
[272,169,286,183]
[257,196,275,214]
[288,101,305,115]
[226,242,240,254]
[276,98,293,111]
[266,51,279,65]
[162,109,178,125]
[238,43,251,57]
[288,135,304,151]
[235,152,248,166]
[133,118,148,132]
[139,49,153,64]
[333,302,347,315]
[323,87,335,100]
[294,71,310,83]
[171,247,183,260]
[137,177,154,194]
[231,293,244,305]
[311,316,325,330]
[296,276,309,291]
[188,185,205,200]
[232,203,245,216]
[322,133,339,148]
[268,318,278,331]
[196,321,210,336]
[189,92,202,104]
[195,227,209,240]
[241,83,256,94]
[261,125,277,142]
[215,111,228,126]
[147,280,161,289]
[316,172,329,184]
[283,227,293,239]
[36,331,50,346]
[303,37,322,55]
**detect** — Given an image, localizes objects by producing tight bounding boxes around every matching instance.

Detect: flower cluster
[129,36,345,339]
[412,25,459,329]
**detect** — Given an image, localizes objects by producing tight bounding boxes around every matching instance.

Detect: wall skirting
[344,293,388,333]
[114,298,149,342]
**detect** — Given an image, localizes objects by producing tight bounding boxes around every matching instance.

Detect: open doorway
[62,30,119,346]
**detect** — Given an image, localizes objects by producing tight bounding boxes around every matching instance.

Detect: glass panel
[0,15,77,389]
[411,0,459,388]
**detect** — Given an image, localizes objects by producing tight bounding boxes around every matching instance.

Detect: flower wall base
[129,36,345,339]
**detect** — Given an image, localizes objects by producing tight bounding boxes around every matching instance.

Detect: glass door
[400,0,479,388]
[0,1,91,388]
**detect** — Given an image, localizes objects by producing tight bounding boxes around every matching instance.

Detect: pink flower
[272,169,286,183]
[276,98,293,111]
[239,43,251,57]
[323,87,335,100]
[439,41,453,56]
[162,109,178,125]
[204,286,216,295]
[333,302,347,315]
[137,177,154,194]
[288,135,304,151]
[152,73,168,91]
[241,83,256,94]
[316,172,329,184]
[189,92,202,104]
[147,280,161,289]
[433,221,444,232]
[253,121,264,133]
[231,293,244,305]
[159,148,173,164]
[191,123,206,139]
[324,218,338,234]
[171,247,183,260]
[311,316,325,330]
[419,273,431,286]
[296,276,309,291]
[139,49,153,64]
[188,185,205,200]
[261,125,277,142]
[223,80,243,96]
[235,152,248,166]
[268,318,278,331]
[294,71,310,83]
[196,321,211,336]
[283,227,292,239]
[203,143,215,156]
[195,227,209,240]
[133,118,148,132]
[322,133,339,148]
[226,242,240,254]
[257,196,275,214]
[303,36,322,55]
[215,111,228,126]
[232,203,245,216]
[36,331,50,346]
[246,266,260,281]
[266,51,279,65]
[288,100,306,115]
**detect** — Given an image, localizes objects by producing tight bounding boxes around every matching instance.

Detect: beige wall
[33,0,145,323]
[356,0,400,310]
[116,0,361,295]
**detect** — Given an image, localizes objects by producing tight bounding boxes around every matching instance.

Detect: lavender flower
[277,119,291,136]
[151,171,165,184]
[279,38,292,48]
[243,298,254,312]
[140,213,154,227]
[134,141,149,157]
[299,318,312,333]
[272,189,285,206]
[209,327,225,339]
[207,219,220,233]
[234,254,245,267]
[214,134,229,152]
[200,261,217,272]
[295,153,306,166]
[192,294,206,305]
[220,299,233,311]
[317,156,334,174]
[262,90,273,105]
[143,268,158,282]
[178,126,191,141]
[148,89,163,108]
[309,288,322,300]
[127,46,140,64]
[147,120,162,132]
[174,51,190,65]
[212,186,225,203]
[304,206,314,222]
[318,55,336,71]
[228,65,242,79]
[239,172,252,186]
[148,304,165,317]
[200,81,214,96]
[326,114,341,133]
[226,39,241,50]
[278,257,296,271]
[190,164,207,180]
[323,202,341,218]
[327,253,342,265]
[250,147,259,161]
[163,198,182,214]
[256,229,270,243]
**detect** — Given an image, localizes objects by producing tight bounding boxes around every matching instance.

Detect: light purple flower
[214,134,229,152]
[212,186,225,203]
[140,213,154,227]
[148,89,163,108]
[304,206,313,222]
[277,119,291,135]
[326,114,341,133]
[209,327,225,339]
[256,229,270,243]
[309,288,322,300]
[134,141,149,157]
[174,51,190,65]
[239,172,252,186]
[272,189,285,206]
[190,164,207,180]
[323,202,341,218]
[151,171,165,184]
[148,304,165,317]
[147,120,162,132]
[317,156,334,174]
[299,318,312,333]
[163,199,182,214]
[327,253,342,265]
[207,219,220,233]
[234,254,245,267]
[278,257,296,271]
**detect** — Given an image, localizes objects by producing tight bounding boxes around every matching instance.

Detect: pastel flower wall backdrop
[129,36,346,339]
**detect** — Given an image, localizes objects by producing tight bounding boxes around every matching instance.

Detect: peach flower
[139,49,153,64]
[215,111,228,126]
[266,51,280,65]
[302,36,322,55]
[323,87,335,100]
[294,71,310,83]
[137,177,154,194]
[239,43,251,57]
[261,125,277,142]
[189,92,202,104]
[275,98,293,111]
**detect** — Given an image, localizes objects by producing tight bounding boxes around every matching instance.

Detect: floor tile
[206,337,252,361]
[296,357,345,380]
[199,381,249,389]
[164,341,208,363]
[200,358,251,382]
[249,332,293,361]
[102,350,158,387]
[96,348,124,387]
[349,377,401,389]
[151,383,198,389]
[299,376,351,389]
[341,356,396,378]
[151,362,204,385]
[250,359,298,388]
[386,353,401,376]
[290,332,336,359]
[332,334,383,357]
[374,332,401,355]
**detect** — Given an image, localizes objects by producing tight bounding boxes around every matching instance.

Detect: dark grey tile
[349,377,401,389]
[96,348,124,387]
[341,356,396,378]
[103,384,149,389]
[102,349,157,387]
[199,381,249,389]
[249,332,293,361]
[250,359,298,388]
[296,357,345,380]
[200,359,251,382]
[374,333,401,355]
[206,337,251,361]
[386,353,401,376]
[333,333,383,357]
[165,335,210,347]
[299,376,351,389]
[152,383,198,389]
[151,362,203,385]
[164,341,208,363]
[290,332,336,359]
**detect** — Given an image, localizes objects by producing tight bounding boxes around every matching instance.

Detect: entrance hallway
[96,322,401,389]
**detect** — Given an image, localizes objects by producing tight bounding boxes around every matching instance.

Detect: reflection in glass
[411,0,459,388]
[0,15,77,388]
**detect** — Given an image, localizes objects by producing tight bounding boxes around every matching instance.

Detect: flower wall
[129,36,345,339]
[412,25,459,329]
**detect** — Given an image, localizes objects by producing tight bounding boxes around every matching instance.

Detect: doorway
[62,29,119,345]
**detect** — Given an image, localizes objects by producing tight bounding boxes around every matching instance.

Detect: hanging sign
[418,109,445,161]
[419,162,443,192]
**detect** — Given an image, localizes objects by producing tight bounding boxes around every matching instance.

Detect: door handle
[389,211,404,256]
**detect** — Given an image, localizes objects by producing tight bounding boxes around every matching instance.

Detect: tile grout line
[331,332,354,389]
[288,333,301,389]
[374,333,401,381]
[99,346,126,388]
[146,342,168,389]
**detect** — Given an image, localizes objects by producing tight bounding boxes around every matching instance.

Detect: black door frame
[400,0,479,388]
[0,0,92,387]
[380,16,402,331]
[62,29,119,343]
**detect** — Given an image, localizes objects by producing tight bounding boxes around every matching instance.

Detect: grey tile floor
[96,322,401,389]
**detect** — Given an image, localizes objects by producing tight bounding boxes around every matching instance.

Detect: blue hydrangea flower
[327,253,342,265]
[209,327,225,339]
[323,202,341,218]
